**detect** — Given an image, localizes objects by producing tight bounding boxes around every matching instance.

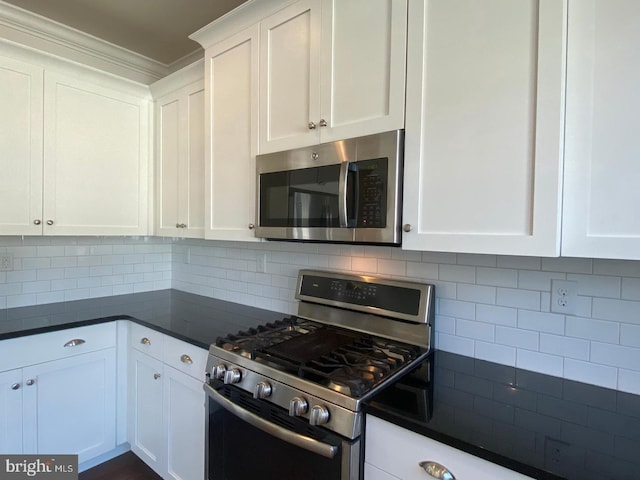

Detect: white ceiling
[2,0,248,65]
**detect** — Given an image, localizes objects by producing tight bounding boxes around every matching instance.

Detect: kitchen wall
[0,236,172,308]
[172,239,640,395]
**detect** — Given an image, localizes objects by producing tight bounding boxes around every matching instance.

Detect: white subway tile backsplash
[540,333,589,361]
[439,264,475,284]
[436,333,474,356]
[438,299,475,320]
[592,297,640,325]
[516,350,563,377]
[495,326,539,350]
[456,254,497,267]
[518,270,565,291]
[477,267,518,288]
[541,257,592,274]
[620,324,640,348]
[617,369,640,395]
[455,318,494,342]
[564,358,617,389]
[496,255,541,271]
[377,258,406,276]
[591,342,640,370]
[422,252,456,264]
[434,315,456,335]
[475,341,516,366]
[476,304,517,327]
[457,283,496,305]
[497,288,541,311]
[566,316,619,344]
[594,259,640,277]
[621,277,640,301]
[406,262,438,281]
[517,310,565,335]
[567,274,621,299]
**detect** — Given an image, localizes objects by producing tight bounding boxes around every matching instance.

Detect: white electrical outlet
[0,253,13,271]
[551,280,577,315]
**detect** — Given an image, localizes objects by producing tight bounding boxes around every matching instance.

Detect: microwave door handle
[338,161,349,227]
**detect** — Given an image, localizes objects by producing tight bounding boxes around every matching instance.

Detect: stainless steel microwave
[255,130,403,245]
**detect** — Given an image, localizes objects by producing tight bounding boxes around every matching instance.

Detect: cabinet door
[206,25,261,241]
[163,365,205,480]
[22,349,116,463]
[259,0,322,153]
[0,56,43,235]
[562,1,640,259]
[156,81,205,239]
[319,0,407,143]
[43,72,150,235]
[129,349,165,476]
[402,0,566,256]
[0,369,23,454]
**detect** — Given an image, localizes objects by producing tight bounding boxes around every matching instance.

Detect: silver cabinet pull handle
[403,223,413,232]
[11,383,20,390]
[180,354,193,364]
[248,223,255,230]
[308,121,317,130]
[64,338,86,348]
[419,461,455,480]
[26,379,35,386]
[46,220,54,226]
[140,337,151,345]
[33,219,41,225]
[153,373,161,380]
[319,119,328,127]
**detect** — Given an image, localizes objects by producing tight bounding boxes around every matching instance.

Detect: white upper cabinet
[205,25,261,241]
[43,72,150,235]
[402,0,567,256]
[0,56,43,235]
[156,79,205,238]
[259,0,407,154]
[561,0,640,259]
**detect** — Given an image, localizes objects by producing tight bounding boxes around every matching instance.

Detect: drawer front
[0,322,116,372]
[129,323,165,360]
[365,416,533,480]
[163,335,207,381]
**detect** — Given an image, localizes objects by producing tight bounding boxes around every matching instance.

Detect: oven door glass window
[208,396,354,480]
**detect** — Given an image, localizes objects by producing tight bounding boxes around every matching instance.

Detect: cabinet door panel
[184,86,205,235]
[129,349,164,476]
[206,25,260,241]
[259,0,321,153]
[320,0,407,142]
[22,349,116,463]
[43,73,149,235]
[402,0,565,256]
[157,95,181,234]
[0,56,43,235]
[562,0,640,259]
[0,369,23,454]
[164,365,205,480]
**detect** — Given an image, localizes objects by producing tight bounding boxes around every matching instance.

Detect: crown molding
[150,58,204,99]
[0,0,172,84]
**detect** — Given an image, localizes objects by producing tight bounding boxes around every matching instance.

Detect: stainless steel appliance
[255,130,404,245]
[204,270,434,480]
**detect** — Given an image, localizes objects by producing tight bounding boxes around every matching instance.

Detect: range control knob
[253,381,272,399]
[288,396,308,417]
[212,364,227,380]
[223,368,242,385]
[309,405,330,426]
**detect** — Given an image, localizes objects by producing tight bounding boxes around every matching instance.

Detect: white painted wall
[172,239,640,395]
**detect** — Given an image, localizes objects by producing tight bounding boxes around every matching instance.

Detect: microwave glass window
[260,165,341,227]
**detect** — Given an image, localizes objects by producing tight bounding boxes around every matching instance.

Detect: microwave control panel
[356,158,387,228]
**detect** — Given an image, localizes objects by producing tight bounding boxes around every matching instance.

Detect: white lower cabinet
[129,333,206,480]
[0,324,117,462]
[365,416,533,480]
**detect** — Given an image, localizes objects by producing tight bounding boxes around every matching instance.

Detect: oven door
[205,382,361,480]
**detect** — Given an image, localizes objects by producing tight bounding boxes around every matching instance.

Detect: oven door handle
[205,383,339,459]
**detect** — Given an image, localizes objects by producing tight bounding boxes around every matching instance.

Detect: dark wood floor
[79,452,162,480]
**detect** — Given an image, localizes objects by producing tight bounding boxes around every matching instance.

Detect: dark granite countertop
[0,289,283,348]
[366,350,640,480]
[2,290,638,480]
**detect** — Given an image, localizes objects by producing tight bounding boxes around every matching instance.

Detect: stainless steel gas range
[204,270,434,480]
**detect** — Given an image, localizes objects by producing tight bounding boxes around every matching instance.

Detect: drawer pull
[140,337,151,345]
[11,383,20,390]
[64,338,86,348]
[419,461,455,480]
[26,379,35,386]
[154,373,161,380]
[180,354,193,364]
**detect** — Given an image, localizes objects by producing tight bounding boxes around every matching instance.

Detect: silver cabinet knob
[180,223,187,228]
[308,121,317,130]
[319,119,328,127]
[253,381,272,399]
[26,379,35,386]
[212,364,227,380]
[176,223,181,228]
[140,337,151,345]
[309,405,330,425]
[11,383,20,390]
[64,338,86,348]
[46,220,54,226]
[180,354,193,364]
[419,461,455,480]
[248,223,255,230]
[224,368,242,385]
[33,219,41,225]
[153,373,161,380]
[311,152,319,160]
[289,396,308,417]
[403,223,413,233]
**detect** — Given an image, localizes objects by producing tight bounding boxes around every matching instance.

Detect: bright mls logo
[0,455,77,480]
